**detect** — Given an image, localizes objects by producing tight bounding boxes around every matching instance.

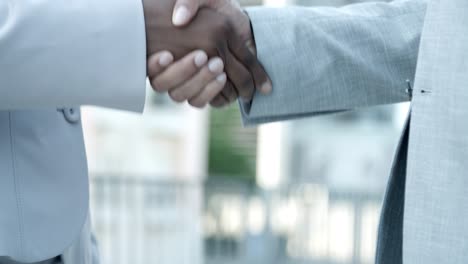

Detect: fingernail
[208,58,224,74]
[245,39,257,55]
[194,51,208,68]
[159,52,173,66]
[216,73,227,83]
[261,82,272,94]
[172,5,190,26]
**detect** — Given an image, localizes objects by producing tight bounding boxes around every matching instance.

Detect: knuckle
[147,65,158,78]
[180,62,197,76]
[221,21,231,35]
[241,76,254,90]
[233,48,256,66]
[210,95,223,106]
[224,87,236,100]
[189,99,205,108]
[254,70,268,84]
[244,54,257,67]
[226,83,237,97]
[169,91,185,103]
[151,79,165,92]
[230,42,243,55]
[210,101,222,108]
[215,41,227,55]
[181,82,203,98]
[221,87,233,99]
[215,19,231,36]
[240,87,254,99]
[202,68,218,81]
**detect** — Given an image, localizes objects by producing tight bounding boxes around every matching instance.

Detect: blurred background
[82,0,408,264]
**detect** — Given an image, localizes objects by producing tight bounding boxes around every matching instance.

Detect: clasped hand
[143,0,272,108]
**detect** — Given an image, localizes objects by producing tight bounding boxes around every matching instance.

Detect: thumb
[172,0,202,26]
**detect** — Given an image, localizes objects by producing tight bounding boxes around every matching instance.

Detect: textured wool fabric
[243,0,468,263]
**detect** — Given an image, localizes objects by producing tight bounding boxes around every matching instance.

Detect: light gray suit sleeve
[241,0,427,125]
[0,0,147,112]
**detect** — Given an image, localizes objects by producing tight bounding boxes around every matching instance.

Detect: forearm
[0,0,147,111]
[242,0,427,125]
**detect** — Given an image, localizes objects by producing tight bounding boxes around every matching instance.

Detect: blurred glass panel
[360,202,381,263]
[328,202,355,263]
[247,197,267,235]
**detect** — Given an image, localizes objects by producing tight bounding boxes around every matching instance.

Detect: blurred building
[203,106,405,264]
[83,85,208,264]
[203,1,407,264]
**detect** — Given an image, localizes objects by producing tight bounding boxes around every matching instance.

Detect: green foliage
[208,104,257,182]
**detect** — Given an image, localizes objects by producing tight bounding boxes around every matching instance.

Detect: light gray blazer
[245,0,468,263]
[0,0,147,263]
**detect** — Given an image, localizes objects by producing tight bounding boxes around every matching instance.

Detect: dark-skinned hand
[143,0,271,107]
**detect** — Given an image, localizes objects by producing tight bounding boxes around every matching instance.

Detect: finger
[169,57,224,102]
[172,0,203,26]
[224,51,255,101]
[229,35,273,95]
[210,93,228,108]
[221,80,238,103]
[151,50,207,93]
[188,73,227,108]
[215,41,236,104]
[147,51,174,78]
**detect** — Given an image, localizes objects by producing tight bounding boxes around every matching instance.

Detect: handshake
[143,0,272,108]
